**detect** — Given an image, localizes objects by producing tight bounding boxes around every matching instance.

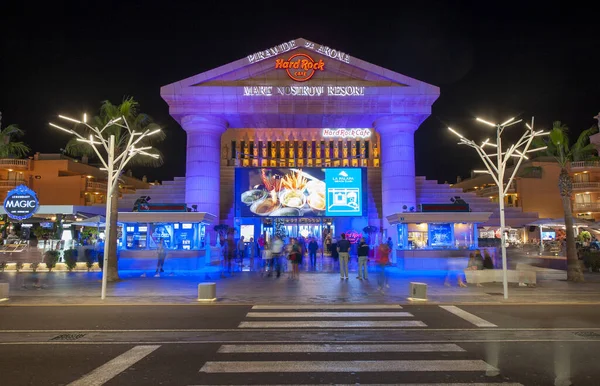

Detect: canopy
[75,215,106,228]
[526,218,593,227]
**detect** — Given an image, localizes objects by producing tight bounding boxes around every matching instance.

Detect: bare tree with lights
[448,117,548,299]
[50,108,162,299]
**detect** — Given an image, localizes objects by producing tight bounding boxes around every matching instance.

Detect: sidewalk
[2,265,600,306]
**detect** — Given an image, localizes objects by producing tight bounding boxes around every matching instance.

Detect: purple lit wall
[181,115,227,218]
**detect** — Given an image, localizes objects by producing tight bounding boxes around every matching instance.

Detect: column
[375,115,425,259]
[181,115,228,218]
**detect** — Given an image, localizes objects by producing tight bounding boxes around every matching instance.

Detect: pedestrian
[288,237,301,280]
[237,236,246,270]
[357,237,369,280]
[269,235,284,278]
[154,239,167,277]
[261,239,272,276]
[247,237,257,271]
[376,241,390,292]
[337,233,351,280]
[308,237,319,268]
[386,236,394,251]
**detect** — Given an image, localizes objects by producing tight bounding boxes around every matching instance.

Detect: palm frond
[1,124,25,137]
[571,125,599,160]
[0,141,30,158]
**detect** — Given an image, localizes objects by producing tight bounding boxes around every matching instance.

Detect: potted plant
[0,261,6,272]
[63,249,78,272]
[15,261,23,272]
[43,250,60,272]
[30,261,39,273]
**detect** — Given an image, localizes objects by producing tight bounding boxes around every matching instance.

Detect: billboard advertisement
[235,167,367,217]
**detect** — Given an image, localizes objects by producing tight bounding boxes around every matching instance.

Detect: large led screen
[235,167,367,217]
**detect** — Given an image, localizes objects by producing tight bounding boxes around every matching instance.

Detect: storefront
[117,211,216,270]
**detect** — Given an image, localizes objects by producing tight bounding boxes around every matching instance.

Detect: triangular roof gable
[164,38,438,92]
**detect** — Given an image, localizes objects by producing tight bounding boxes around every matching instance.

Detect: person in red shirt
[376,242,390,292]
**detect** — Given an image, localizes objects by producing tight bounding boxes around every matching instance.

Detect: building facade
[160,38,500,262]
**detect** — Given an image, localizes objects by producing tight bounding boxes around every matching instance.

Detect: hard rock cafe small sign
[322,128,372,139]
[275,53,325,82]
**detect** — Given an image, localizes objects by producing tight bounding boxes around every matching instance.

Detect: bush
[84,249,95,271]
[15,262,23,272]
[43,250,60,272]
[63,249,78,272]
[582,250,600,272]
[30,262,39,272]
[0,261,6,272]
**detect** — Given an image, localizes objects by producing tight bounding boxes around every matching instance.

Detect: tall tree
[66,97,165,281]
[0,124,30,158]
[533,121,598,282]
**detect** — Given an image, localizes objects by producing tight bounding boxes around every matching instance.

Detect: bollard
[408,282,427,301]
[0,282,9,300]
[197,282,217,302]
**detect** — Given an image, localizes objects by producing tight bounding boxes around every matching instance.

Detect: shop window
[429,223,453,248]
[125,224,148,250]
[408,223,429,249]
[453,223,474,249]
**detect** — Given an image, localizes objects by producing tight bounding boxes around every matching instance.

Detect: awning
[525,218,594,227]
[74,215,106,227]
[387,211,493,225]
[117,211,217,224]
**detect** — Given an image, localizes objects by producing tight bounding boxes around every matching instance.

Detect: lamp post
[448,117,548,299]
[50,114,160,299]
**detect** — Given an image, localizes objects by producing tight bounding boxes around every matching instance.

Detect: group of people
[446,248,495,287]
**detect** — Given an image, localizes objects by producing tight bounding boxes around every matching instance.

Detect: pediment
[163,38,437,91]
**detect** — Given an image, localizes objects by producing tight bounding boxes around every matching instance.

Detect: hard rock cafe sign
[275,53,325,82]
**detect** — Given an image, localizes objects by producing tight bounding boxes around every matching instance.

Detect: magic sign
[4,185,39,220]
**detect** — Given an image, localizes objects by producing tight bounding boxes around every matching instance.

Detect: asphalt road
[0,304,599,385]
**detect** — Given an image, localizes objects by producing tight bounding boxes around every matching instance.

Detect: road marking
[218,343,465,353]
[246,312,414,318]
[439,306,497,328]
[200,359,494,373]
[252,304,403,309]
[238,321,427,328]
[67,345,160,386]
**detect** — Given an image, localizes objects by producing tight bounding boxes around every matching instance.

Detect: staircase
[119,177,186,210]
[415,176,540,227]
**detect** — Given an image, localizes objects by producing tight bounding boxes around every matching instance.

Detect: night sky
[1,1,598,185]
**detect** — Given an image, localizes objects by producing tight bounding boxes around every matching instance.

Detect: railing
[573,182,600,190]
[0,179,27,189]
[0,159,29,169]
[477,182,516,197]
[86,181,108,191]
[572,202,600,212]
[571,161,600,169]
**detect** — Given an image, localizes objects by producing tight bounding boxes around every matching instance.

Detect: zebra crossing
[193,304,522,385]
[238,304,427,328]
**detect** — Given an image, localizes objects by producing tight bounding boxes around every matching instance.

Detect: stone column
[181,115,228,218]
[375,115,425,259]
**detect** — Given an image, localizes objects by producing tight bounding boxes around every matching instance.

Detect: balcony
[0,179,27,189]
[0,159,30,170]
[477,182,516,197]
[572,202,600,213]
[573,182,600,191]
[571,161,600,170]
[86,181,108,192]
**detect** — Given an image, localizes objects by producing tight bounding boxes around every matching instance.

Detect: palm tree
[65,97,165,282]
[0,124,30,158]
[533,121,598,282]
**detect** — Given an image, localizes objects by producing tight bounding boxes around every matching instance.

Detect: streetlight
[50,114,160,300]
[448,116,548,299]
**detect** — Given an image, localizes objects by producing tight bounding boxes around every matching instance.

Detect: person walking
[289,237,301,280]
[337,233,351,280]
[247,237,257,271]
[269,235,284,278]
[237,236,246,271]
[308,237,319,269]
[376,241,390,292]
[154,239,167,277]
[357,237,369,280]
[261,239,272,276]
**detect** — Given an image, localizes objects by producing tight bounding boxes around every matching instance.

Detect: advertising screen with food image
[235,167,367,217]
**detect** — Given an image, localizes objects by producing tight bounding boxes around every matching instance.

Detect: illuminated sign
[235,168,367,218]
[243,86,365,97]
[275,53,324,82]
[322,128,372,139]
[325,169,362,216]
[247,39,351,65]
[3,185,39,220]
